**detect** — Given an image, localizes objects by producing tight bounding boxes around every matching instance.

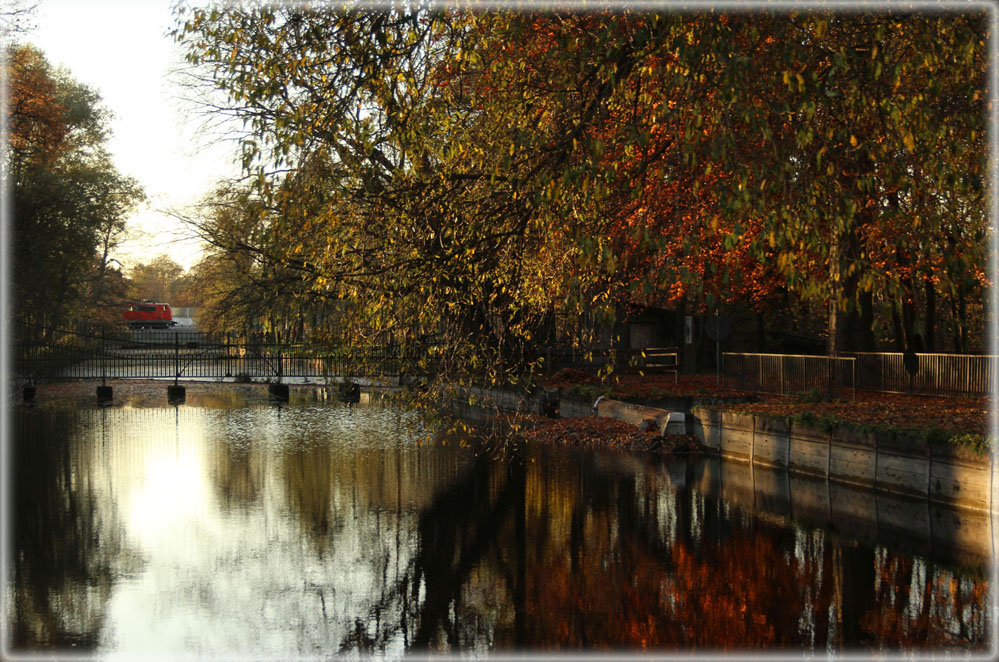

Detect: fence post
[101,324,107,387]
[852,360,856,401]
[174,332,180,386]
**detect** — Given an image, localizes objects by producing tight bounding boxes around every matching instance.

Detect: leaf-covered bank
[716,392,991,453]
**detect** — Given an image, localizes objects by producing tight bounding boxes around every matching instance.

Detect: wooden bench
[642,347,679,383]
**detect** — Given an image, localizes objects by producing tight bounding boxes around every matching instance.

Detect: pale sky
[27,0,243,272]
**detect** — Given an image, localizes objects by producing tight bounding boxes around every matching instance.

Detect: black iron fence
[13,324,416,384]
[14,322,681,387]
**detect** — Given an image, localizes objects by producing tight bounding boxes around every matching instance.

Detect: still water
[6,394,994,657]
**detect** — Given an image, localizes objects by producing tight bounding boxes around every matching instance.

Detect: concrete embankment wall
[692,407,996,513]
[447,385,547,418]
[561,395,996,513]
[437,388,996,558]
[681,456,995,569]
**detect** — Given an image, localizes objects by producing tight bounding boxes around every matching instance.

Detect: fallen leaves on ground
[516,415,705,454]
[544,371,756,400]
[607,373,758,399]
[544,367,601,389]
[723,392,989,436]
[543,371,989,437]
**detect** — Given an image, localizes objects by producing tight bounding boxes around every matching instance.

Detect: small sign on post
[683,315,695,374]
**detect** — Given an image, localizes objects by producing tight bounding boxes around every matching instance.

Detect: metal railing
[841,352,997,397]
[13,324,415,384]
[723,353,857,400]
[723,351,996,398]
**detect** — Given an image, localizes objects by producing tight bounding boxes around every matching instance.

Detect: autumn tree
[172,6,587,383]
[177,182,341,340]
[655,11,989,352]
[6,44,144,330]
[471,10,988,353]
[126,254,187,303]
[172,4,988,376]
[459,13,790,337]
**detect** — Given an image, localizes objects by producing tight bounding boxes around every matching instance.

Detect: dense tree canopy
[172,5,989,384]
[6,44,144,330]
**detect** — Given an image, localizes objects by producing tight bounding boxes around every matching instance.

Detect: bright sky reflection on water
[84,404,425,658]
[7,398,994,657]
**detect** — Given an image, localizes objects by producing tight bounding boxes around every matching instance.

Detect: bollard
[338,380,360,404]
[97,385,113,405]
[167,385,186,405]
[269,383,290,403]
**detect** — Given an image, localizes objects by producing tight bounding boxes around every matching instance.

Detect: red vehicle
[123,302,176,329]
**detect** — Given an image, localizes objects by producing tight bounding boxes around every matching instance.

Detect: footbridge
[14,325,422,404]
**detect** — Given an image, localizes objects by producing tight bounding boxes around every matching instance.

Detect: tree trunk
[828,227,874,353]
[755,311,766,352]
[827,236,842,355]
[957,287,968,352]
[904,273,928,353]
[831,269,866,353]
[950,295,964,353]
[891,306,905,352]
[901,289,916,352]
[856,289,875,351]
[91,219,118,311]
[923,276,936,352]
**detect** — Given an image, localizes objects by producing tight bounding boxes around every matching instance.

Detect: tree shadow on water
[9,408,132,651]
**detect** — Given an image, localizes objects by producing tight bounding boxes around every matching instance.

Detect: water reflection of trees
[10,409,131,649]
[333,446,990,654]
[212,439,263,510]
[279,443,337,556]
[861,552,990,647]
[11,405,987,654]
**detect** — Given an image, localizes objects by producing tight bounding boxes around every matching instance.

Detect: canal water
[6,395,994,657]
